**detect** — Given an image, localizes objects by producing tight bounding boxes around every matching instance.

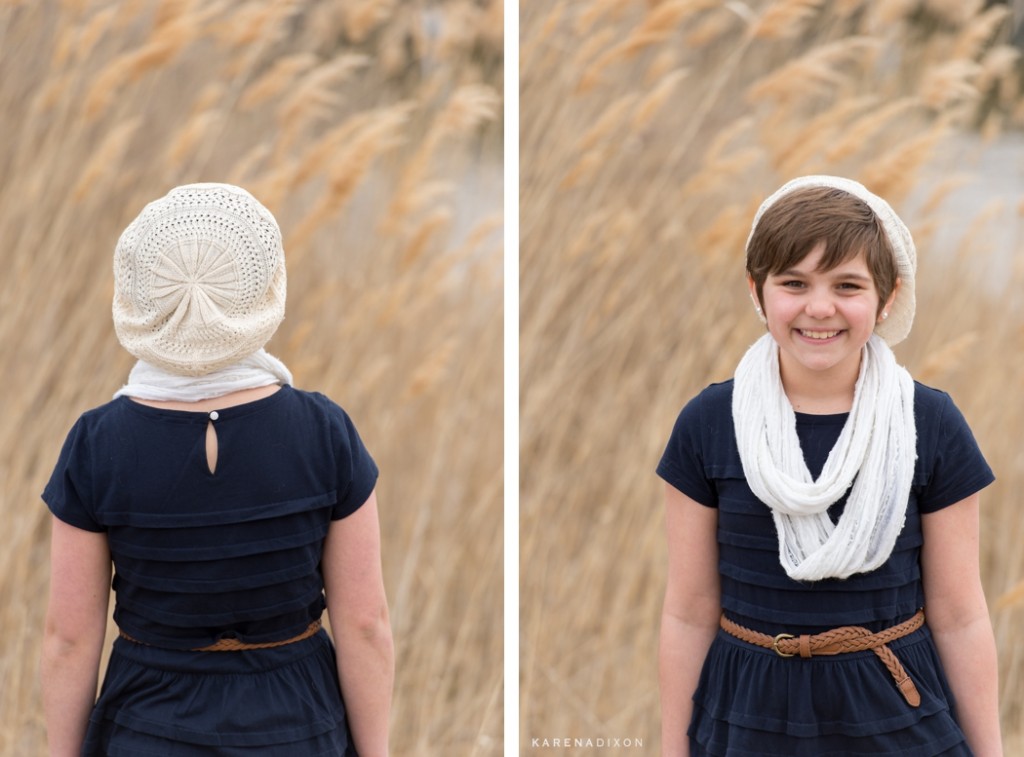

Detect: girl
[40,184,393,756]
[658,176,1002,756]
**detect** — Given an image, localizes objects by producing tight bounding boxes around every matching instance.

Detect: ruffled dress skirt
[687,624,971,757]
[82,630,356,756]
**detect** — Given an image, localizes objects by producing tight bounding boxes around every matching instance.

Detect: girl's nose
[805,290,836,318]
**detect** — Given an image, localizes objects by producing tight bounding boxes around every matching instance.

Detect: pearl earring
[750,294,764,318]
[882,312,889,320]
[753,305,766,325]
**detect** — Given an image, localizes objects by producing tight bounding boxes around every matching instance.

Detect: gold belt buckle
[772,633,795,657]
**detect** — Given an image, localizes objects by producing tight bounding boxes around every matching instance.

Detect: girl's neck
[128,383,281,412]
[780,355,859,415]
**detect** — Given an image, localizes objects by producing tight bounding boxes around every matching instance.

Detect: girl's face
[750,242,899,389]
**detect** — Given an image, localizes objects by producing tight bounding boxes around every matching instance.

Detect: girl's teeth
[802,330,839,339]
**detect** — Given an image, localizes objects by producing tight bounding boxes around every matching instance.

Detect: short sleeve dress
[657,380,994,757]
[43,385,378,756]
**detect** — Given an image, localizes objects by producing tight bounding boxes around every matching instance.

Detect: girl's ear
[747,275,766,324]
[878,277,901,323]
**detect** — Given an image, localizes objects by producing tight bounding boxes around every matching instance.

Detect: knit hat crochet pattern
[747,175,917,346]
[113,183,286,376]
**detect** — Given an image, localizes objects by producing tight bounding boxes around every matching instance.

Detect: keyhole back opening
[205,420,219,474]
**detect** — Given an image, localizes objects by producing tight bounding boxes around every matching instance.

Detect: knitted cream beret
[746,175,917,346]
[113,183,286,376]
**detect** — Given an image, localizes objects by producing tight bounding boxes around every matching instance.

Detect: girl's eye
[837,282,862,291]
[780,280,804,288]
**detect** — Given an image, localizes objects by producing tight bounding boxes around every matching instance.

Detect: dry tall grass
[0,1,502,755]
[521,1,1024,754]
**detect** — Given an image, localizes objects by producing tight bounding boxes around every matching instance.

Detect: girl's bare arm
[660,483,721,757]
[41,517,111,757]
[921,494,1003,757]
[323,490,394,757]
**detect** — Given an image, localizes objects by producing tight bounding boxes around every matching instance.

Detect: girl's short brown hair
[746,186,898,314]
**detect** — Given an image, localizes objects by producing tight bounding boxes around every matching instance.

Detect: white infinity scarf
[732,333,916,581]
[114,349,293,402]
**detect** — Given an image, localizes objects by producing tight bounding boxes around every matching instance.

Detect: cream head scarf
[733,176,918,581]
[112,183,292,400]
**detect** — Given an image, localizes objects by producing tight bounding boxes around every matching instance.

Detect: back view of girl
[41,184,393,756]
[658,176,1002,756]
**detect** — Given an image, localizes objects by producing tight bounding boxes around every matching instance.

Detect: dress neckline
[794,409,849,425]
[119,384,290,421]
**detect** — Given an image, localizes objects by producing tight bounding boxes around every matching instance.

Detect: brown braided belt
[719,610,925,707]
[119,619,322,652]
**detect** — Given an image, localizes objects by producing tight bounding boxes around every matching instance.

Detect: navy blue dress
[657,380,994,757]
[43,386,378,756]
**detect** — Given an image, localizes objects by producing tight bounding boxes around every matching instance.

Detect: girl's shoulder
[909,382,994,509]
[286,387,368,432]
[911,379,983,447]
[683,379,735,416]
[911,381,973,442]
[666,380,738,457]
[698,378,735,402]
[669,379,736,435]
[911,380,954,414]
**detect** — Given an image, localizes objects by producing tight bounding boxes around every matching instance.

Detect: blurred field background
[521,0,1024,754]
[0,1,502,754]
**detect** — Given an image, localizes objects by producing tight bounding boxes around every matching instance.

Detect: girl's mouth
[797,329,842,341]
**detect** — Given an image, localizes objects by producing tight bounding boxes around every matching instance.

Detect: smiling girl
[658,176,1002,756]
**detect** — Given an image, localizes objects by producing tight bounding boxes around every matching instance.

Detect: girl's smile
[796,329,842,341]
